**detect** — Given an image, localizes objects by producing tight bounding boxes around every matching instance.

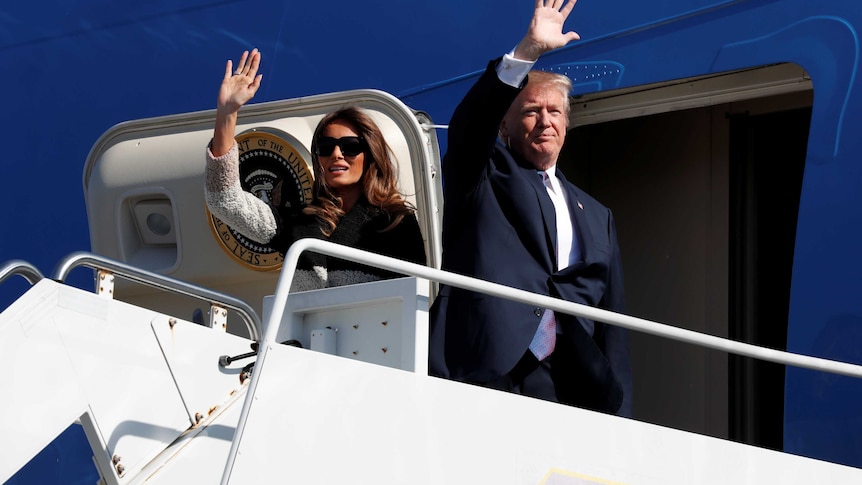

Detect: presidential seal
[208,130,314,271]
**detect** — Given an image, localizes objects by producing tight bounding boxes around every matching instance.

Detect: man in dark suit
[429,0,632,416]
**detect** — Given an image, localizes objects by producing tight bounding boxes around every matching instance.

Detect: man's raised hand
[514,0,580,61]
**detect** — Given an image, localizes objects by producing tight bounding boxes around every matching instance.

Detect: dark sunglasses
[316,136,367,157]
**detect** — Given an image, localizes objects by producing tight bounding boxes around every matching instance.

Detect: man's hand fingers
[560,0,577,18]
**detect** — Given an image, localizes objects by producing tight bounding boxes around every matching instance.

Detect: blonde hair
[527,70,573,118]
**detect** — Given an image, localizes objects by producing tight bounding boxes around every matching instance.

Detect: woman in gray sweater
[205,49,426,291]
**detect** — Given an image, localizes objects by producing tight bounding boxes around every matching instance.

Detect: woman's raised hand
[217,49,263,115]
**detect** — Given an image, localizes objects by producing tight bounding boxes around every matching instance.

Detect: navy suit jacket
[429,60,633,416]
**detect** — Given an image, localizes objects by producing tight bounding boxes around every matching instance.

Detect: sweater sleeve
[204,141,278,244]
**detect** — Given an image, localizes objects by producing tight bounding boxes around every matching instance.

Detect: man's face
[500,83,568,171]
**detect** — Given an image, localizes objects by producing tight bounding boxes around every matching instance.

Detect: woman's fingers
[235,50,249,75]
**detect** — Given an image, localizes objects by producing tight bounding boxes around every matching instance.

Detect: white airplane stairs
[2,240,862,484]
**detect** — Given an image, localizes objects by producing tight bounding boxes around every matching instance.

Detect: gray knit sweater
[205,142,426,291]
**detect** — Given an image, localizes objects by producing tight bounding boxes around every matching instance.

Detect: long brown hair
[304,107,415,236]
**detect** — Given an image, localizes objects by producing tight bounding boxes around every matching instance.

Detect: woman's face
[317,120,366,193]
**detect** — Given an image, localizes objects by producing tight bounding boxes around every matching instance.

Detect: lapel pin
[577,200,584,210]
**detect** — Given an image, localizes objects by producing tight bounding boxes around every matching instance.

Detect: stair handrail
[0,260,44,286]
[221,238,862,484]
[52,251,261,340]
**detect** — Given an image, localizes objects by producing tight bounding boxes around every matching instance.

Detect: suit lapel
[557,170,593,264]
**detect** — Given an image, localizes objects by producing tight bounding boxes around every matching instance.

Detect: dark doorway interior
[563,91,812,444]
[728,107,811,450]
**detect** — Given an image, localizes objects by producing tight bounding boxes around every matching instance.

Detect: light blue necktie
[529,171,558,361]
[529,308,557,361]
